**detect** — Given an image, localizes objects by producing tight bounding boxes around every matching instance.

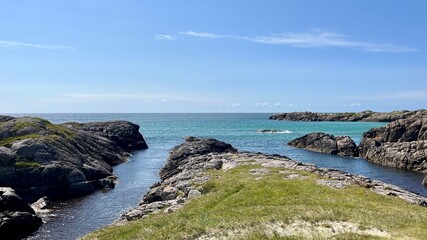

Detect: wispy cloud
[174,30,417,53]
[255,102,269,108]
[246,31,417,52]
[274,102,282,107]
[178,31,224,39]
[226,102,241,108]
[349,103,361,107]
[154,34,176,40]
[0,40,74,51]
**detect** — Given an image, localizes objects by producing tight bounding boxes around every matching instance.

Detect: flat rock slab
[284,174,309,180]
[316,179,347,189]
[249,168,269,175]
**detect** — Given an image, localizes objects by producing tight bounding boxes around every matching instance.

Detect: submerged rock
[288,133,359,157]
[0,116,148,202]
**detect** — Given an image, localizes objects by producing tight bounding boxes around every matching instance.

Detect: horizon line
[2,109,425,115]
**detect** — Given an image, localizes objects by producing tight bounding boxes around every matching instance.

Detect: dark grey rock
[361,118,427,143]
[0,187,42,239]
[66,121,148,151]
[0,116,148,201]
[119,137,237,222]
[160,136,237,180]
[359,118,427,173]
[0,147,14,167]
[0,115,15,123]
[288,133,359,157]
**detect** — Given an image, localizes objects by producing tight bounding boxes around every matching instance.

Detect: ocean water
[13,113,426,240]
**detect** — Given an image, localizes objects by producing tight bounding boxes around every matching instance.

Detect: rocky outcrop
[360,118,427,143]
[120,137,236,221]
[159,136,237,180]
[359,118,427,172]
[0,187,42,239]
[288,133,359,157]
[68,121,148,151]
[0,116,148,202]
[120,137,427,223]
[270,110,427,122]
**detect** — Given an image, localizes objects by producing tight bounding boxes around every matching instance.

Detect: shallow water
[11,113,425,240]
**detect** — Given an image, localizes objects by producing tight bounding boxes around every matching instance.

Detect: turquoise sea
[15,113,425,240]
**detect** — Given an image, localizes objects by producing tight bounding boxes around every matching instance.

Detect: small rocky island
[0,115,147,238]
[288,133,359,157]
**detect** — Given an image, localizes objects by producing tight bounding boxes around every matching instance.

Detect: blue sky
[0,0,426,113]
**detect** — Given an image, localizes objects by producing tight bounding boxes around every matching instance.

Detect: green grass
[0,134,40,147]
[83,164,427,240]
[0,118,77,147]
[45,122,77,140]
[15,160,42,168]
[11,121,40,132]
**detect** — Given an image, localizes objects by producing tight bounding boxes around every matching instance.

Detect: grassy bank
[84,164,427,239]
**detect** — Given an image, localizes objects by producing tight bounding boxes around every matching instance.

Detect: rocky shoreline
[270,109,427,122]
[286,118,427,183]
[118,137,427,225]
[0,115,147,238]
[270,110,427,185]
[359,118,427,172]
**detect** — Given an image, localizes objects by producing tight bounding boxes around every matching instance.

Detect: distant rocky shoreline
[270,110,427,122]
[0,115,147,238]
